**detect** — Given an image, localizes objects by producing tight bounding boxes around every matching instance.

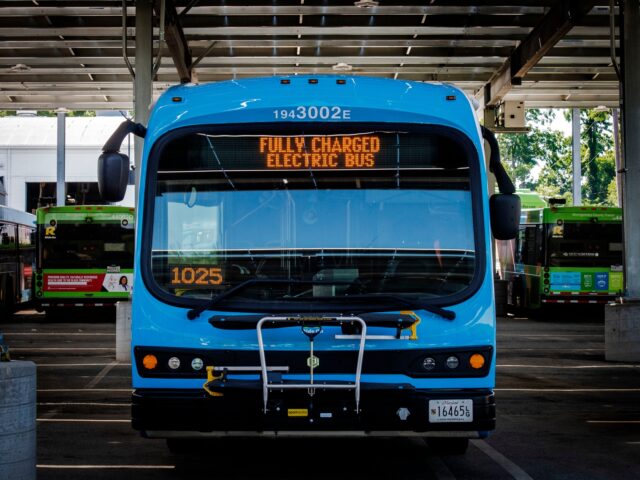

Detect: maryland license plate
[428,399,473,423]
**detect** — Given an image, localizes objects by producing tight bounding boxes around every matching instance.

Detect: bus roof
[147,75,479,143]
[0,205,35,227]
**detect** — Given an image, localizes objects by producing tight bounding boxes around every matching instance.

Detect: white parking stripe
[587,420,640,424]
[11,347,115,351]
[6,332,114,336]
[84,361,118,389]
[471,440,533,480]
[38,402,129,407]
[497,364,639,369]
[37,418,129,423]
[496,388,640,393]
[38,388,132,392]
[36,363,131,367]
[38,465,174,469]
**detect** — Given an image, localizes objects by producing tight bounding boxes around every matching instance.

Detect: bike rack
[256,316,367,414]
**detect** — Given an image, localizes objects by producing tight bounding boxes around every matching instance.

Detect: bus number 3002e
[273,106,351,120]
[170,266,223,286]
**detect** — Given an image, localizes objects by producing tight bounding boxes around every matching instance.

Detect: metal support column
[571,107,582,206]
[56,108,67,207]
[134,0,154,192]
[613,108,623,207]
[623,0,640,298]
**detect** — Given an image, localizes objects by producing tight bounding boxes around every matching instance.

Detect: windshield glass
[547,222,622,267]
[149,126,477,308]
[42,221,135,269]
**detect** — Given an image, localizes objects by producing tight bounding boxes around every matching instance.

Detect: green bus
[34,205,135,316]
[498,201,623,311]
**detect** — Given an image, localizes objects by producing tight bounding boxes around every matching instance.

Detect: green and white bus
[34,205,135,316]
[498,201,623,311]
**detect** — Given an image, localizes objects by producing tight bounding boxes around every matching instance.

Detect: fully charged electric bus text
[259,136,380,169]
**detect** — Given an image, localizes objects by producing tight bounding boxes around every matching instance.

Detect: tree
[581,110,614,205]
[497,109,569,191]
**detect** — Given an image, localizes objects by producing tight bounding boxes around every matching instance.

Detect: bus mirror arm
[481,126,515,195]
[98,120,146,203]
[481,126,521,240]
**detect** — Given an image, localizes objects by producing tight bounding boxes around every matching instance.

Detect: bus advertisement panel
[34,206,135,311]
[99,76,519,454]
[499,203,622,310]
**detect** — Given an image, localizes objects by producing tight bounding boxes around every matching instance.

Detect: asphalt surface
[2,309,639,480]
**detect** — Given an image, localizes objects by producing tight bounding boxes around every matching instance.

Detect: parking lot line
[38,388,132,392]
[496,388,640,392]
[471,440,533,480]
[11,347,115,351]
[37,418,130,423]
[6,332,115,336]
[497,364,639,369]
[38,402,129,407]
[587,420,640,424]
[84,361,118,389]
[37,464,175,470]
[36,363,131,367]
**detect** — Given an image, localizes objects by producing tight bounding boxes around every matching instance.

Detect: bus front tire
[426,437,469,455]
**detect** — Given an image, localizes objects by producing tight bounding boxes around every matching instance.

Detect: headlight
[191,357,204,371]
[168,357,181,370]
[445,356,459,369]
[421,357,436,371]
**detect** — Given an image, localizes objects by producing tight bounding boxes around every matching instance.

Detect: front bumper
[132,384,495,437]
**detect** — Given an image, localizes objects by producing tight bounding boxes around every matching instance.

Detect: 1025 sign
[170,266,223,286]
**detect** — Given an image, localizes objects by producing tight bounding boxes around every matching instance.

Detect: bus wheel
[425,437,469,455]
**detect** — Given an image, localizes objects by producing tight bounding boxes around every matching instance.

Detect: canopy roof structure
[0,1,620,111]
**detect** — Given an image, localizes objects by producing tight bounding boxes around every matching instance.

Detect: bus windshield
[42,222,135,269]
[547,222,623,267]
[149,126,478,309]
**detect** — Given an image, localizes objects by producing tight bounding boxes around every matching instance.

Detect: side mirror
[490,193,520,240]
[98,152,130,202]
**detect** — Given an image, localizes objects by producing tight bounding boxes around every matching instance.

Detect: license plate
[428,399,473,423]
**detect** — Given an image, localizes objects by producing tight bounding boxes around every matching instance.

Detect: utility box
[502,101,525,128]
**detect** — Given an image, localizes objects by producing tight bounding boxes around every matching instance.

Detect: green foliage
[498,108,619,207]
[0,110,96,117]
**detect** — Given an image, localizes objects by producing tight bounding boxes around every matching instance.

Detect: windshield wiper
[186,278,351,319]
[346,293,456,321]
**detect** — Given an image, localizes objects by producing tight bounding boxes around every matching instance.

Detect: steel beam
[622,0,640,298]
[135,0,154,192]
[480,0,597,106]
[571,108,582,206]
[56,109,66,207]
[155,0,193,83]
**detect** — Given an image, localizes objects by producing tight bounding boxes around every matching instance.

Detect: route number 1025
[170,266,223,285]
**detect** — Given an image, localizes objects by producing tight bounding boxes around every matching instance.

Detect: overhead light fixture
[332,62,353,72]
[354,0,379,8]
[593,105,610,112]
[9,63,31,72]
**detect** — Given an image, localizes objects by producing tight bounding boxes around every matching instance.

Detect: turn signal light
[469,353,485,369]
[142,354,158,370]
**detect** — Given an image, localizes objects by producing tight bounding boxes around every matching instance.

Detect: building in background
[0,115,135,213]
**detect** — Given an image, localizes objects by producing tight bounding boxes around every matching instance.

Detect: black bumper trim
[132,386,495,434]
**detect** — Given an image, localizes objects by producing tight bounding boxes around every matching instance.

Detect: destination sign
[158,131,470,173]
[259,135,380,169]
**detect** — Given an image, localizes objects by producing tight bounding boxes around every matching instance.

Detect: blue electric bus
[98,76,519,454]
